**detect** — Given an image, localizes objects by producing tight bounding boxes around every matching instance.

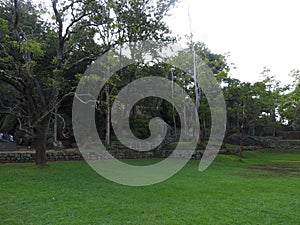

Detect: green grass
[0,149,299,225]
[224,143,240,149]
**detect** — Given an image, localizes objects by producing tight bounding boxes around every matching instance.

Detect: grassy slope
[0,149,299,225]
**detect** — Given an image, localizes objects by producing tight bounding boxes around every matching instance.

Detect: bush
[130,119,150,139]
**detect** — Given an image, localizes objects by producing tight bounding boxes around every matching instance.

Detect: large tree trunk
[33,115,51,166]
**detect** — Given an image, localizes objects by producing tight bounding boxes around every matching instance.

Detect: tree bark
[239,103,246,160]
[53,106,58,142]
[33,114,51,166]
[105,85,110,145]
[239,124,244,160]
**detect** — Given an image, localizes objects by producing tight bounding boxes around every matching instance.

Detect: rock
[225,133,300,149]
[225,134,264,146]
[53,141,64,149]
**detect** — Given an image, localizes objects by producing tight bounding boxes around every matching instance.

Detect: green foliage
[223,71,290,135]
[194,42,230,80]
[278,70,300,129]
[0,17,8,32]
[20,38,44,57]
[130,119,151,139]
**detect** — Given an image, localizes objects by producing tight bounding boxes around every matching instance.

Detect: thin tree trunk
[53,106,58,143]
[201,117,206,141]
[188,6,201,144]
[239,103,246,160]
[239,124,244,160]
[172,111,177,135]
[273,127,276,137]
[170,68,177,135]
[183,102,187,137]
[105,85,110,145]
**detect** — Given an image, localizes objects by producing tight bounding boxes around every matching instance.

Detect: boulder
[225,134,280,147]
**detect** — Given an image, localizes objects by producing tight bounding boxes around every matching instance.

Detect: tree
[163,41,229,143]
[278,70,300,130]
[0,0,57,165]
[0,0,178,165]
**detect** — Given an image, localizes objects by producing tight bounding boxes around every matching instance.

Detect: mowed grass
[0,149,299,225]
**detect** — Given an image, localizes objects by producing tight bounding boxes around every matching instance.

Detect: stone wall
[225,134,300,148]
[0,151,83,163]
[269,140,300,149]
[276,131,300,140]
[0,149,205,163]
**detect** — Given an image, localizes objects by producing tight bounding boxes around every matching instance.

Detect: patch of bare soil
[245,163,300,177]
[271,160,300,163]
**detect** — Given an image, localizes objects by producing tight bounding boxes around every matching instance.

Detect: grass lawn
[0,149,299,225]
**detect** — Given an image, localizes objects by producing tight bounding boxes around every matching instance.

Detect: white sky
[165,0,300,85]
